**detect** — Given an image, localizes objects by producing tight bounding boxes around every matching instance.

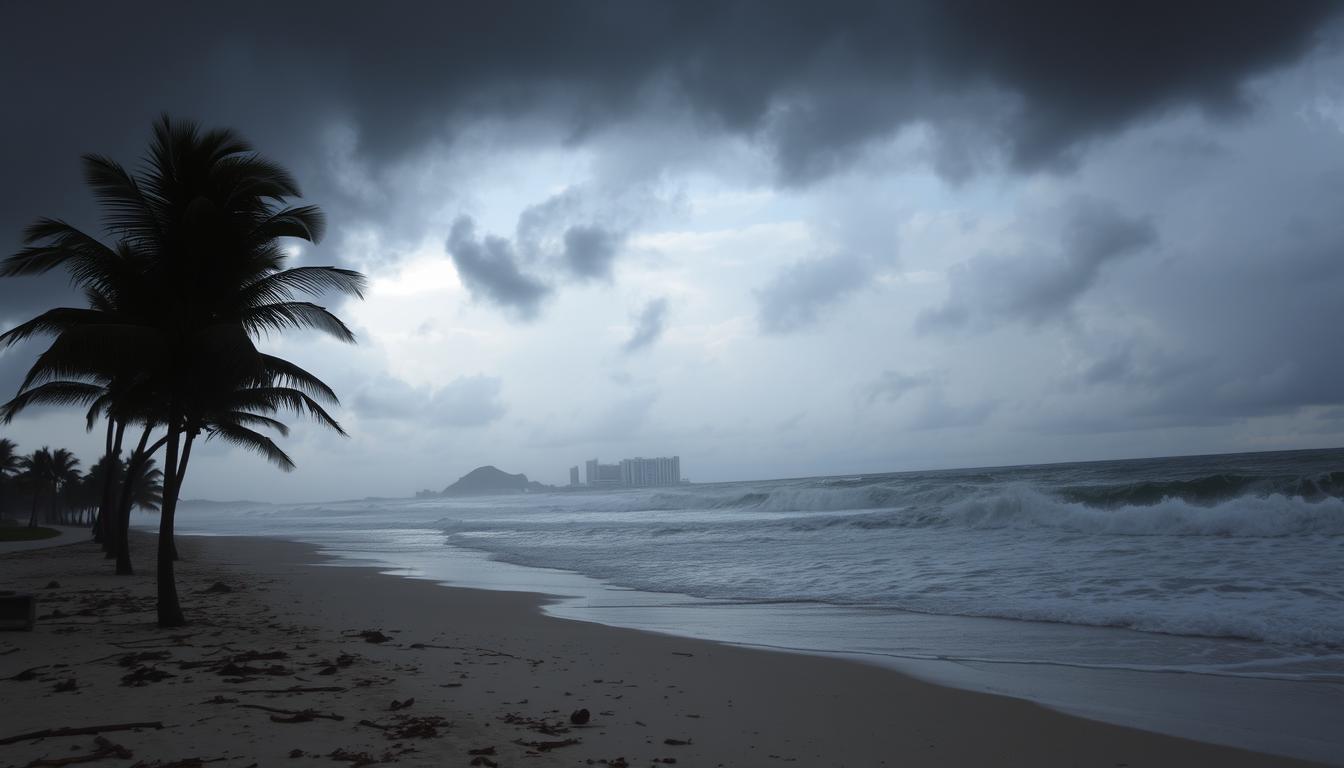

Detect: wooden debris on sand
[0,722,164,747]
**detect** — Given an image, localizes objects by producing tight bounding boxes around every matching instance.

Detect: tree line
[0,438,162,527]
[0,116,365,627]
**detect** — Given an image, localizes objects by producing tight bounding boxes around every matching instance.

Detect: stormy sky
[2,1,1343,501]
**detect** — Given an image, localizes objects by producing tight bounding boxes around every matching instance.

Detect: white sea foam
[176,450,1344,653]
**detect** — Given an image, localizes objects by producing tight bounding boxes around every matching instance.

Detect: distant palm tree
[0,438,19,520]
[0,116,365,625]
[18,448,54,527]
[128,456,164,512]
[48,448,81,524]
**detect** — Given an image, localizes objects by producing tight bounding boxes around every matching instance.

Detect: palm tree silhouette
[0,116,365,625]
[18,448,55,527]
[49,448,81,524]
[0,438,19,521]
[128,456,164,513]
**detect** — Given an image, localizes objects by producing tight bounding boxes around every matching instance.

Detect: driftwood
[0,722,164,746]
[235,704,344,723]
[236,685,345,694]
[5,665,47,681]
[512,737,580,752]
[108,634,194,649]
[22,736,131,766]
[127,757,227,767]
[357,715,448,739]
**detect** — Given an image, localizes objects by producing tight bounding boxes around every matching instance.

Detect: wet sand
[0,532,1326,767]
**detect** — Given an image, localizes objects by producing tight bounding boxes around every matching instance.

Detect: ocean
[171,447,1344,763]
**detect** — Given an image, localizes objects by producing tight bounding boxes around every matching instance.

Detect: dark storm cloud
[443,194,627,318]
[2,1,1337,325]
[1035,172,1344,434]
[623,298,670,353]
[918,199,1156,332]
[756,252,872,333]
[446,217,551,320]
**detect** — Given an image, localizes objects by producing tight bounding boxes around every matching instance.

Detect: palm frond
[240,266,367,306]
[3,219,120,283]
[206,423,295,472]
[224,386,346,436]
[81,154,165,244]
[1,381,105,424]
[247,205,326,244]
[219,410,290,437]
[241,301,357,343]
[0,307,125,348]
[258,354,339,404]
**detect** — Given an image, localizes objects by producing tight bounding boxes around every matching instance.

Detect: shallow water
[169,447,1344,763]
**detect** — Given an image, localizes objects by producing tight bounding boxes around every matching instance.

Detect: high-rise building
[583,456,682,488]
[569,466,580,486]
[618,456,682,487]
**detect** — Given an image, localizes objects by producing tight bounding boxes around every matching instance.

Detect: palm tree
[18,448,54,527]
[0,438,19,521]
[0,115,365,626]
[48,448,81,524]
[128,456,164,513]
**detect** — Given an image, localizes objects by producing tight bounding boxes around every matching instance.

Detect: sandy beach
[0,532,1327,768]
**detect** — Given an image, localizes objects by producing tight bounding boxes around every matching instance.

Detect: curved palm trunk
[170,431,196,562]
[48,480,60,525]
[100,420,126,554]
[27,491,40,528]
[94,418,115,545]
[114,427,161,575]
[156,419,186,627]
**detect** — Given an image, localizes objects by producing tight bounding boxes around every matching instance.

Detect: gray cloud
[2,2,1336,324]
[918,199,1156,332]
[866,370,940,404]
[756,252,872,334]
[623,298,670,353]
[446,216,551,320]
[909,394,998,431]
[516,189,628,281]
[564,225,622,281]
[356,374,506,428]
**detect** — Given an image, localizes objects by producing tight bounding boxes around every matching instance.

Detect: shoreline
[240,525,1343,762]
[0,532,1331,767]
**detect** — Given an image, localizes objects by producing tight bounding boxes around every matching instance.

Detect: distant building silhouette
[581,456,681,488]
[569,466,580,486]
[620,456,681,487]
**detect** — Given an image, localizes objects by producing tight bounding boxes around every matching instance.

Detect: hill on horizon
[429,465,552,497]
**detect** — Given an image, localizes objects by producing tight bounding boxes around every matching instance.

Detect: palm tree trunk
[114,426,153,575]
[156,419,186,627]
[116,431,167,575]
[94,418,115,544]
[169,431,196,563]
[97,419,125,549]
[27,491,39,528]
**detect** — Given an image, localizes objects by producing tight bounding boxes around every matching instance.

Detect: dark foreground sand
[0,533,1326,767]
